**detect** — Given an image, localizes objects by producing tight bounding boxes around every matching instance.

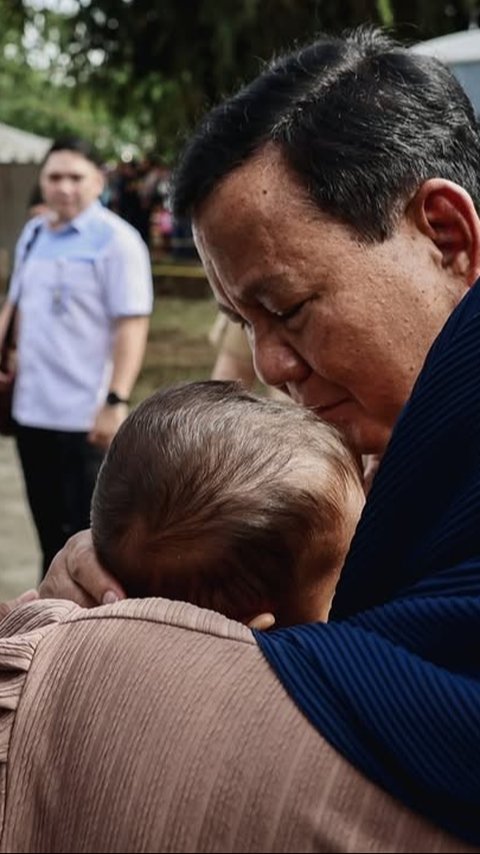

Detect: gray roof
[0,122,51,164]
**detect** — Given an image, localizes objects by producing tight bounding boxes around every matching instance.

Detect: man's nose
[252,333,309,388]
[56,178,74,193]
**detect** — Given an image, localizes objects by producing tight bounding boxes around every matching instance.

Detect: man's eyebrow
[216,275,292,321]
[240,274,290,302]
[46,172,84,180]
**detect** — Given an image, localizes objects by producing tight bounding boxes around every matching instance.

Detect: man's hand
[88,403,128,450]
[247,612,276,631]
[39,529,126,607]
[0,369,14,391]
[0,588,39,621]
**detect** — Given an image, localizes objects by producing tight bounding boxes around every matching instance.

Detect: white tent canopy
[411,28,480,63]
[0,122,51,164]
[412,29,480,115]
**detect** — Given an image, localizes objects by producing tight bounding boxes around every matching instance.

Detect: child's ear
[246,612,276,631]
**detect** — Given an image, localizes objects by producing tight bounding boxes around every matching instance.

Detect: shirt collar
[69,200,103,233]
[45,200,102,235]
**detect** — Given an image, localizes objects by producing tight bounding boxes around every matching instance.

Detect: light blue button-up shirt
[9,201,153,430]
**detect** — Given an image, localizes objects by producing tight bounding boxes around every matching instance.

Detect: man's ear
[408,178,480,287]
[96,168,106,196]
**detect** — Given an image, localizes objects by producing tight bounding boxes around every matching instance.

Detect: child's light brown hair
[91,381,363,625]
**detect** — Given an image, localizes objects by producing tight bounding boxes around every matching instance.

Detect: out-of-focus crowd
[102,155,197,261]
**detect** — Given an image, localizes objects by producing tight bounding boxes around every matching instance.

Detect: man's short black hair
[173,26,480,241]
[44,136,103,169]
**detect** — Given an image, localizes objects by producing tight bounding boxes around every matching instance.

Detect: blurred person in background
[0,136,153,577]
[210,312,289,401]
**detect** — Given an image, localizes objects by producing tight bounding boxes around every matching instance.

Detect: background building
[0,122,51,290]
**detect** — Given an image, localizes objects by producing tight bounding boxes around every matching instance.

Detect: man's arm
[210,317,256,386]
[0,298,16,387]
[88,315,150,449]
[0,298,15,342]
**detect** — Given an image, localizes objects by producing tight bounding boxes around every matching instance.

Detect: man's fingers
[247,612,276,631]
[40,529,126,606]
[0,588,39,621]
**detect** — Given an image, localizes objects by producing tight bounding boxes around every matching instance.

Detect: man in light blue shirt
[0,136,153,576]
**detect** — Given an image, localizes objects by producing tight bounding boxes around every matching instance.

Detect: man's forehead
[195,146,311,224]
[42,152,96,175]
[235,274,293,302]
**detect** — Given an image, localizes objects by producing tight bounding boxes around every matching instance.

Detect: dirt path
[0,436,38,599]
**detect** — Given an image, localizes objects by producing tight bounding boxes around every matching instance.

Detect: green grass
[133,295,219,404]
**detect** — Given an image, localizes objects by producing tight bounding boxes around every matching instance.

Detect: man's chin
[50,207,76,224]
[343,420,391,459]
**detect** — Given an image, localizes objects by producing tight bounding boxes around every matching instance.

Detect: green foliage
[4,0,480,158]
[376,0,394,26]
[390,0,472,40]
[0,1,139,157]
[32,0,387,156]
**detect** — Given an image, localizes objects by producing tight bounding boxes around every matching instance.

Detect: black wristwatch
[106,391,130,406]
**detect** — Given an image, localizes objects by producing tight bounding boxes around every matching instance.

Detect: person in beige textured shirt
[90,380,364,628]
[0,595,475,854]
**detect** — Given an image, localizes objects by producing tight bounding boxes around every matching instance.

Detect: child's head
[91,381,364,626]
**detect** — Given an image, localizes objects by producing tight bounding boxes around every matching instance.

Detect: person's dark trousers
[15,425,105,578]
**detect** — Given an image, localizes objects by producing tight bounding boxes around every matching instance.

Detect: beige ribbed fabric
[0,597,475,854]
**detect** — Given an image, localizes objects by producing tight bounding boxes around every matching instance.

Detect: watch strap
[106,391,129,406]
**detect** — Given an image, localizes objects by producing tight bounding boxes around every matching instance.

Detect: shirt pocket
[51,257,104,316]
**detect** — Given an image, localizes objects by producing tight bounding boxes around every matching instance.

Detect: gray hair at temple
[173,26,480,242]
